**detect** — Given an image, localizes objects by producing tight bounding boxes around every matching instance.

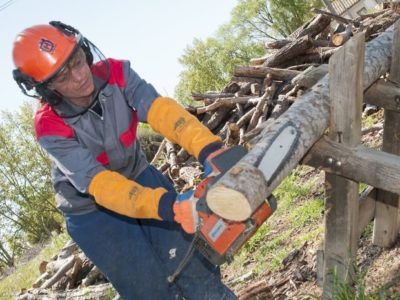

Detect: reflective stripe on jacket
[35,59,159,214]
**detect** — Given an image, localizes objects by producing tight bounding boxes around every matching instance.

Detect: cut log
[165,141,179,177]
[58,240,77,259]
[196,96,256,114]
[66,256,82,289]
[331,24,353,46]
[231,76,263,85]
[204,107,232,131]
[250,83,261,95]
[247,92,269,132]
[312,8,357,26]
[291,64,329,88]
[81,266,103,287]
[46,257,73,275]
[265,39,291,49]
[263,35,314,67]
[290,14,331,39]
[17,283,116,300]
[32,272,50,288]
[150,138,167,165]
[364,79,400,112]
[234,65,301,81]
[278,47,340,68]
[236,107,256,129]
[269,95,294,120]
[235,82,252,96]
[41,255,76,289]
[179,166,202,185]
[206,27,394,221]
[311,38,332,47]
[226,122,241,145]
[191,92,235,100]
[223,82,241,94]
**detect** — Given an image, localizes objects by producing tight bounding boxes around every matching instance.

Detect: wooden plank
[364,79,400,112]
[303,137,400,195]
[358,187,377,239]
[206,25,394,221]
[373,20,400,248]
[322,33,364,300]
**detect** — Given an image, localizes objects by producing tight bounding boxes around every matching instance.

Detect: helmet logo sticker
[39,39,56,53]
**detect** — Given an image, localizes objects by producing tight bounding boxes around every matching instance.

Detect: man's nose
[70,67,85,83]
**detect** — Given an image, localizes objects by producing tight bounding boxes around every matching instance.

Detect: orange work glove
[173,191,199,234]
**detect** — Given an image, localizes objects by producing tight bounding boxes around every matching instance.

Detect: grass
[226,167,325,277]
[224,162,396,298]
[330,266,394,300]
[0,232,70,299]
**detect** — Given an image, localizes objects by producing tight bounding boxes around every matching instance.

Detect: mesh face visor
[49,39,111,118]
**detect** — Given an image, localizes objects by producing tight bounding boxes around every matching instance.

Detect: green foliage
[174,0,326,103]
[286,197,324,228]
[175,0,267,104]
[175,36,264,104]
[269,0,324,37]
[0,102,62,263]
[137,125,163,162]
[229,0,276,41]
[273,171,315,214]
[330,265,391,300]
[229,169,324,276]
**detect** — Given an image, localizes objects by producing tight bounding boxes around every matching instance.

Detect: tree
[230,0,277,40]
[268,0,324,37]
[0,102,62,250]
[175,0,267,103]
[174,0,325,103]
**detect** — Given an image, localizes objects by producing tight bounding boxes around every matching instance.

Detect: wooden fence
[303,21,400,298]
[208,20,400,298]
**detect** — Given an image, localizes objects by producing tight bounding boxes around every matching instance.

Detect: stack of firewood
[153,7,400,193]
[16,5,400,300]
[16,240,118,300]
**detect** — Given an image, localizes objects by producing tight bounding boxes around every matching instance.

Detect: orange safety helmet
[12,21,108,114]
[13,23,82,83]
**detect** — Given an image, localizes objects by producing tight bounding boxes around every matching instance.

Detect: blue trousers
[65,165,237,300]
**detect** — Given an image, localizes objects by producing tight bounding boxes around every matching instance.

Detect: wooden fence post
[322,32,365,299]
[373,20,400,248]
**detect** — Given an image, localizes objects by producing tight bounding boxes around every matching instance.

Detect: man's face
[48,48,95,106]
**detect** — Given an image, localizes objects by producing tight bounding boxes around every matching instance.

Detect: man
[12,21,236,299]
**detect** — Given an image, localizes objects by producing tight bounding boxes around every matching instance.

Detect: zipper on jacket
[89,99,104,120]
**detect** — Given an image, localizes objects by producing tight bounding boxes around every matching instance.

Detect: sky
[0,0,239,112]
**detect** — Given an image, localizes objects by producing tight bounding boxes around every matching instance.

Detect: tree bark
[234,65,301,81]
[263,35,314,67]
[291,64,329,88]
[41,256,76,289]
[290,14,331,39]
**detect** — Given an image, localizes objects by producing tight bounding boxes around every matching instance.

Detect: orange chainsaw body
[192,145,276,265]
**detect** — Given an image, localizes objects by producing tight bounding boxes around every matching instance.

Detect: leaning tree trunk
[206,25,395,221]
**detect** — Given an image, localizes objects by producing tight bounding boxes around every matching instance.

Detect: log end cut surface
[206,185,252,221]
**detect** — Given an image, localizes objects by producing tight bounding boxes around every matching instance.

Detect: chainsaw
[167,145,276,283]
[193,145,277,266]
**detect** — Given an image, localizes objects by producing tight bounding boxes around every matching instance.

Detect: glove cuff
[198,141,224,165]
[158,190,177,221]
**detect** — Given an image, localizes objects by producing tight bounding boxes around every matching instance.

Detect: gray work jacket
[35,59,159,215]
